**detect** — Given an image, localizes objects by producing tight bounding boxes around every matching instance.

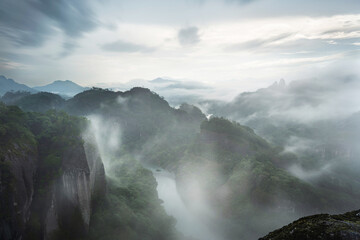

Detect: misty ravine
[89,114,220,240]
[151,168,221,240]
[1,81,360,240]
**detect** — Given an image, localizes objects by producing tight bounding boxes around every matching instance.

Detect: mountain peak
[279,78,286,87]
[269,79,286,90]
[0,75,36,96]
[54,79,72,83]
[34,80,89,97]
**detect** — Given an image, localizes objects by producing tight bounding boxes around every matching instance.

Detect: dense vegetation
[0,103,37,151]
[2,86,360,240]
[0,101,180,240]
[1,92,65,113]
[0,104,88,240]
[89,157,178,240]
[141,115,360,239]
[1,91,32,105]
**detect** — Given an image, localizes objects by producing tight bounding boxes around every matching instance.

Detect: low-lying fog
[84,70,360,239]
[153,169,222,240]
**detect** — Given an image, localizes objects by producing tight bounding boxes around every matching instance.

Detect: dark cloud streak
[0,0,98,48]
[58,41,79,58]
[31,0,97,38]
[322,26,360,35]
[102,40,155,53]
[0,1,50,47]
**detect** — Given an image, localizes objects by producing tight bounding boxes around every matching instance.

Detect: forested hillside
[1,87,360,239]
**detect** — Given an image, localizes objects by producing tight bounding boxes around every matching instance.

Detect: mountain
[1,91,32,105]
[3,86,360,240]
[14,92,66,113]
[260,210,360,240]
[0,104,106,239]
[207,78,360,199]
[1,92,66,113]
[0,75,36,96]
[160,117,359,239]
[65,88,356,239]
[207,77,360,147]
[105,77,210,106]
[0,76,89,98]
[0,103,178,240]
[34,80,89,97]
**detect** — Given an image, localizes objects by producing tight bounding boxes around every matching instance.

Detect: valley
[1,79,359,239]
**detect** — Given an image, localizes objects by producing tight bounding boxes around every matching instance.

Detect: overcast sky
[0,0,359,96]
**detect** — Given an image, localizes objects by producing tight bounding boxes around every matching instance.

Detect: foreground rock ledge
[260,210,360,240]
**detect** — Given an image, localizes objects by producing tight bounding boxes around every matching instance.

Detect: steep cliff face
[83,132,106,202]
[0,105,106,240]
[42,139,105,239]
[0,138,105,240]
[0,145,37,240]
[0,104,38,240]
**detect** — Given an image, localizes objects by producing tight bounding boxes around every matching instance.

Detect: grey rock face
[1,136,105,240]
[43,136,105,239]
[0,145,37,240]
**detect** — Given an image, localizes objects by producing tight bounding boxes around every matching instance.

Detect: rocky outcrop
[0,135,105,240]
[0,145,37,240]
[260,210,360,240]
[42,135,106,239]
[83,132,106,201]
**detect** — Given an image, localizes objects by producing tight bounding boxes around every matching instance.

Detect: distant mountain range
[0,75,37,96]
[0,76,89,97]
[1,75,215,105]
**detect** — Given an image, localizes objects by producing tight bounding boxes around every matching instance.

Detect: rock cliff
[0,105,106,240]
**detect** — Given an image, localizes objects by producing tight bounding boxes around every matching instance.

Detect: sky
[0,0,360,97]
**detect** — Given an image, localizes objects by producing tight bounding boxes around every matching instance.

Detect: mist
[1,73,360,240]
[85,114,122,175]
[203,69,360,215]
[71,77,360,239]
[83,98,227,240]
[1,1,360,239]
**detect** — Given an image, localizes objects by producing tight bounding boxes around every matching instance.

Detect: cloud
[162,82,210,90]
[0,1,50,47]
[178,27,200,46]
[226,69,360,124]
[225,33,294,51]
[150,77,179,84]
[32,0,97,38]
[321,26,360,36]
[102,40,155,53]
[0,58,28,70]
[58,41,79,58]
[0,0,97,47]
[1,1,359,90]
[225,0,258,4]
